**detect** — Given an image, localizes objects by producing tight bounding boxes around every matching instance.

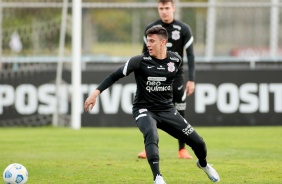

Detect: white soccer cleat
[197,161,220,182]
[154,174,166,184]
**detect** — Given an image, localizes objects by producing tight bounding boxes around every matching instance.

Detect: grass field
[1,126,282,184]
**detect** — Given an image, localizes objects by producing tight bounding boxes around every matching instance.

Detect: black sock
[146,143,160,180]
[178,140,185,150]
[148,158,160,180]
[199,159,207,167]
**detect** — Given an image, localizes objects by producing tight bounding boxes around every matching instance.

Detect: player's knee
[196,136,206,148]
[187,132,206,149]
[147,153,159,162]
[144,128,159,145]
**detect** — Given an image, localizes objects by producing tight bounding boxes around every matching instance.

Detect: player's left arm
[183,24,195,96]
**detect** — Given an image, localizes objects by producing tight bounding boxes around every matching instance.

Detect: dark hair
[146,26,168,41]
[158,0,174,4]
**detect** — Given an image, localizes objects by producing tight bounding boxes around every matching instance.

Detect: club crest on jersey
[167,62,175,72]
[171,30,180,40]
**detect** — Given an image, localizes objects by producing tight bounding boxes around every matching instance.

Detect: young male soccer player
[84,26,220,183]
[138,0,195,159]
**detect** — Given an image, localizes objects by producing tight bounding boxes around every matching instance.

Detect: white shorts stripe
[135,114,147,121]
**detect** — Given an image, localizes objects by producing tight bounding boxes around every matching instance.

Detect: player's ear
[172,3,176,12]
[161,39,167,46]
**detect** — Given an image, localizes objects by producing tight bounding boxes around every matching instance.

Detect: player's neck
[162,18,174,24]
[155,49,167,60]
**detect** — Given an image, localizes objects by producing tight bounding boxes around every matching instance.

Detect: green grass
[1,126,282,183]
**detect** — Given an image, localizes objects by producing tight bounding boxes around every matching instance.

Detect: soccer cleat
[178,148,193,159]
[154,174,166,184]
[197,161,220,182]
[137,150,147,159]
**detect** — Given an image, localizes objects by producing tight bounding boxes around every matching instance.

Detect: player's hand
[84,90,100,112]
[186,81,195,96]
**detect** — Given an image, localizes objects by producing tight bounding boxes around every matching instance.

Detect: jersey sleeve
[97,55,141,93]
[172,51,183,71]
[183,24,195,81]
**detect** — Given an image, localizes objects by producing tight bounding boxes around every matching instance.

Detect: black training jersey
[97,51,183,111]
[142,19,195,81]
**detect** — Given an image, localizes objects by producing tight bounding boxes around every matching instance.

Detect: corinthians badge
[167,62,175,72]
[171,30,180,40]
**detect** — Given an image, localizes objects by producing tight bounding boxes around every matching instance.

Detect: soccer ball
[3,163,28,184]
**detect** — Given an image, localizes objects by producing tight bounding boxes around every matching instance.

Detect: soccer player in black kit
[138,0,195,159]
[84,27,220,183]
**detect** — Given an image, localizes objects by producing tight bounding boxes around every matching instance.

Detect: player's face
[158,2,175,24]
[146,34,166,58]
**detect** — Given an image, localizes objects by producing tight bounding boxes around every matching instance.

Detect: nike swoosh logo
[178,85,183,90]
[147,66,155,69]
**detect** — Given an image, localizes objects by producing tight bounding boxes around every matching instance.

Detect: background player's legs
[173,75,192,159]
[178,110,186,150]
[178,110,185,151]
[178,141,185,150]
[177,108,193,159]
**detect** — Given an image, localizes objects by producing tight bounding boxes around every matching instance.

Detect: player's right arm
[84,89,100,112]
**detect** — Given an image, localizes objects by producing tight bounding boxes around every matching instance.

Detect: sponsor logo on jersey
[148,77,166,81]
[147,65,155,69]
[146,77,171,93]
[143,56,152,60]
[171,30,180,40]
[146,84,172,93]
[170,57,179,62]
[167,62,175,72]
[173,25,181,30]
[157,65,165,70]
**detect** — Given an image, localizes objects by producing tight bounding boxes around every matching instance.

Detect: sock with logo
[148,156,160,180]
[146,143,161,180]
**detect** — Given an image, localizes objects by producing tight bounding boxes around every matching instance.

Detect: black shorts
[133,107,196,144]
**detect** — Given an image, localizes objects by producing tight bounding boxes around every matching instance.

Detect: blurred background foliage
[1,0,279,58]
